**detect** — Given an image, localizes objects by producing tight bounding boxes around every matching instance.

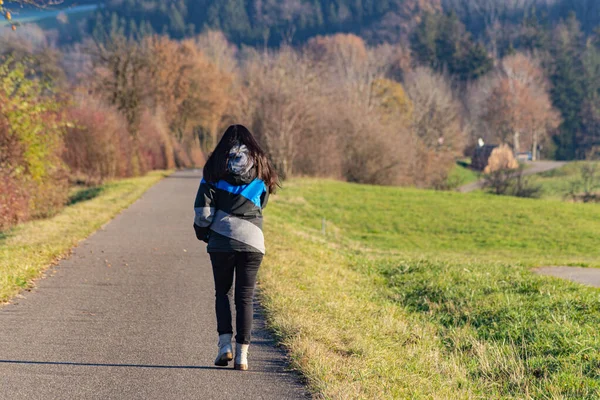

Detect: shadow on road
[0,359,226,370]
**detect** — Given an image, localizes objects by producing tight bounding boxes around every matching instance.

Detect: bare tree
[233,40,414,185]
[87,35,148,137]
[405,67,466,187]
[195,30,238,75]
[477,53,560,159]
[235,47,320,178]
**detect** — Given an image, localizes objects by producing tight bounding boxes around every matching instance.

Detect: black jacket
[193,172,269,254]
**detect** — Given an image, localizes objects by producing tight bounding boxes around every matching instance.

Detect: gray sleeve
[194,179,216,228]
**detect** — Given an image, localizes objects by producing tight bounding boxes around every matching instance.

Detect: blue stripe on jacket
[209,178,266,208]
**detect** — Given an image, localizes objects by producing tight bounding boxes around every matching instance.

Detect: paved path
[0,170,307,400]
[458,161,567,193]
[535,267,600,288]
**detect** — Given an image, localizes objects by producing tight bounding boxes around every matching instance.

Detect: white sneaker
[214,334,233,366]
[234,343,249,371]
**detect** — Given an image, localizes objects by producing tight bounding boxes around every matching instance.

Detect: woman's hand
[193,223,210,243]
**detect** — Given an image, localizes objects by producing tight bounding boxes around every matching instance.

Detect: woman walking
[193,124,278,370]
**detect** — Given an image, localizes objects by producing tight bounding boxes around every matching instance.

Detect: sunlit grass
[0,171,170,303]
[448,159,480,187]
[260,178,600,399]
[531,161,600,200]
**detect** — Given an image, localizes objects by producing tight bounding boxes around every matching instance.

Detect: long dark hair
[203,124,279,193]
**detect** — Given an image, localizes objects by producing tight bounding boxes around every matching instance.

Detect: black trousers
[209,252,263,344]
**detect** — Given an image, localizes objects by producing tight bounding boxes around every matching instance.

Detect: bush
[566,163,600,203]
[511,168,542,198]
[483,145,520,195]
[138,110,176,171]
[483,146,541,198]
[0,173,30,231]
[63,96,134,184]
[483,145,519,174]
[0,61,68,229]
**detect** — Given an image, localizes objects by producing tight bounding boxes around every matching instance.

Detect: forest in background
[77,0,600,161]
[86,0,600,45]
[1,0,599,229]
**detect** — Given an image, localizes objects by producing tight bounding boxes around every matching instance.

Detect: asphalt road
[0,170,307,400]
[458,161,567,193]
[535,266,600,288]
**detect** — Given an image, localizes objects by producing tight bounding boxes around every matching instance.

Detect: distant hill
[87,0,599,46]
[442,0,599,37]
[88,0,442,45]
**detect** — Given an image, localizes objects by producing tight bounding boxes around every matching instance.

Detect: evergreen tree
[411,12,492,82]
[580,42,600,158]
[520,7,550,51]
[220,0,252,42]
[411,13,440,68]
[549,13,585,160]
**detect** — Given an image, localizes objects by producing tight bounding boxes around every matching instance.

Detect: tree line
[1,23,569,229]
[1,1,599,230]
[87,0,600,46]
[88,0,442,45]
[82,0,600,160]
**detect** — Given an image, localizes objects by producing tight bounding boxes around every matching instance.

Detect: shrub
[483,146,541,198]
[484,145,519,174]
[0,61,68,229]
[63,96,133,184]
[138,110,176,171]
[511,168,542,198]
[482,145,519,195]
[0,173,30,231]
[566,163,600,203]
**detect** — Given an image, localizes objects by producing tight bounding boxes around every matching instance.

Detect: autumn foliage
[2,26,569,230]
[484,145,519,174]
[63,96,135,184]
[468,53,561,159]
[0,62,67,229]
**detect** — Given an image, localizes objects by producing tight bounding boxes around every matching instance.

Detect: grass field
[531,162,600,200]
[0,171,170,303]
[259,178,600,399]
[447,159,480,188]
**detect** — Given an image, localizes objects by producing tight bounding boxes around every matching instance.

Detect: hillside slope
[87,0,600,46]
[89,0,441,44]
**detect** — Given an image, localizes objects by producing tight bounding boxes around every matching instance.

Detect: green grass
[447,159,480,188]
[0,171,170,303]
[531,162,600,200]
[260,178,600,399]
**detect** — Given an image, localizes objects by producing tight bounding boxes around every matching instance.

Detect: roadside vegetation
[448,159,480,188]
[0,171,169,303]
[531,162,600,201]
[478,160,600,201]
[260,178,600,399]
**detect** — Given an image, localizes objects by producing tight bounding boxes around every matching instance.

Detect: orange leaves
[481,53,561,154]
[142,35,232,149]
[305,33,368,65]
[484,145,519,174]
